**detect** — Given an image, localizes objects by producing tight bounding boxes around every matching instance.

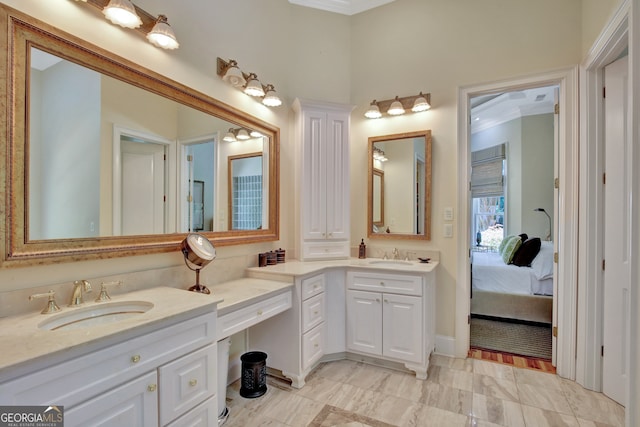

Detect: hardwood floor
[468,347,556,373]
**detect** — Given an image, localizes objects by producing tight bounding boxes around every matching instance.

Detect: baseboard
[435,334,456,357]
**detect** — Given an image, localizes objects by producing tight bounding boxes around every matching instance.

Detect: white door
[602,55,630,406]
[121,140,166,235]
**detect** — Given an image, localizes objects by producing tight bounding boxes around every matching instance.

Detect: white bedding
[472,250,553,296]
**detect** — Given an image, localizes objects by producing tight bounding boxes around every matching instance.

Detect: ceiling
[288,0,396,15]
[470,85,558,134]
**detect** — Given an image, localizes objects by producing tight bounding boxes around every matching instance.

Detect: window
[471,144,505,249]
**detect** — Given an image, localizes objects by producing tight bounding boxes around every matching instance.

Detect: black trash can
[239,351,267,398]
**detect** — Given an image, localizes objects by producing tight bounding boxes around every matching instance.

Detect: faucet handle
[29,290,61,314]
[405,251,416,261]
[95,280,123,302]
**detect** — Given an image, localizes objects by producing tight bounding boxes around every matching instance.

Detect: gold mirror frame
[367,130,432,240]
[0,5,279,267]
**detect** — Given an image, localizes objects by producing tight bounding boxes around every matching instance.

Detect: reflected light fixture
[147,15,179,50]
[373,147,388,162]
[262,84,282,107]
[180,233,216,294]
[364,100,382,119]
[412,92,431,112]
[221,60,246,87]
[250,130,264,138]
[364,92,431,119]
[244,73,265,97]
[387,96,405,115]
[223,128,237,142]
[103,0,142,28]
[236,129,250,140]
[533,208,552,241]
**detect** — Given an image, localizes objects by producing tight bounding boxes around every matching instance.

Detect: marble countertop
[246,257,438,280]
[209,277,294,316]
[0,286,222,379]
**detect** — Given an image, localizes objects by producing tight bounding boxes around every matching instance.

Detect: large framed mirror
[367,130,432,240]
[0,5,279,267]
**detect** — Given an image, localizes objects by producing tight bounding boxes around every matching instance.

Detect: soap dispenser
[358,239,367,259]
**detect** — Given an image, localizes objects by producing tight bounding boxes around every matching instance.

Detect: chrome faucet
[69,280,92,306]
[392,248,400,260]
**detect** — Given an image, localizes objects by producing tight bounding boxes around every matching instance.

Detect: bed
[471,240,554,324]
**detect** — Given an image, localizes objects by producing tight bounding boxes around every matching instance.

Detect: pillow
[511,237,541,266]
[498,235,514,255]
[500,235,522,264]
[518,233,528,242]
[531,241,554,279]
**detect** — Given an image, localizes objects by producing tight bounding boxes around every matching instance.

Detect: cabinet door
[383,293,423,364]
[346,290,382,355]
[325,112,349,240]
[65,371,158,427]
[302,110,327,240]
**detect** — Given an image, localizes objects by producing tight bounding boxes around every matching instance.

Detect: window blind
[471,144,505,197]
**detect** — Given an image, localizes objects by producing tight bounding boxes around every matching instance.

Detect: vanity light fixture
[146,15,179,50]
[217,58,282,107]
[221,60,247,87]
[412,92,431,112]
[244,73,266,97]
[73,0,179,50]
[180,233,216,294]
[250,130,264,138]
[364,92,432,119]
[387,96,405,116]
[262,84,283,107]
[364,100,382,119]
[103,0,142,28]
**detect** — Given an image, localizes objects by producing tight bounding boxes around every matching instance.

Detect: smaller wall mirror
[368,130,432,240]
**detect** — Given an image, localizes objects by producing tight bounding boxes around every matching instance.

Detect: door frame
[456,67,579,380]
[577,0,630,393]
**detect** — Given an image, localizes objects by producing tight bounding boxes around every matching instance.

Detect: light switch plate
[444,207,454,221]
[444,223,453,238]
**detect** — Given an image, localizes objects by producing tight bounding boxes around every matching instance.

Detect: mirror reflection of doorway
[468,84,557,364]
[228,153,263,230]
[112,127,173,237]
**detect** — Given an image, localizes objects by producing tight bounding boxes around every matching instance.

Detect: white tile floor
[222,355,625,427]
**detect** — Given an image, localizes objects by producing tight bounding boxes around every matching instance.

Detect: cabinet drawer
[347,271,422,296]
[301,274,325,300]
[217,290,292,340]
[0,312,216,407]
[302,241,349,260]
[165,395,217,427]
[302,293,325,333]
[302,323,325,371]
[159,343,216,425]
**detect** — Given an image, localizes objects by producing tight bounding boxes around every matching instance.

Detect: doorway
[468,86,557,363]
[456,67,579,380]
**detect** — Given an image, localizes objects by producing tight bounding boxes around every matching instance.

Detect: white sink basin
[38,301,154,331]
[368,260,413,266]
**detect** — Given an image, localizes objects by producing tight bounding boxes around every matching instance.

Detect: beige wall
[0,0,620,341]
[581,0,624,56]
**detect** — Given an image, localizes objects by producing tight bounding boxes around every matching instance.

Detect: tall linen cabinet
[292,99,354,260]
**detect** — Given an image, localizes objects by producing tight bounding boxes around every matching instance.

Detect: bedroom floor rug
[470,317,552,360]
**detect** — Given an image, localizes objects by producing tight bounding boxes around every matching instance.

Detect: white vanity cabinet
[248,273,327,388]
[346,270,434,379]
[293,98,353,261]
[0,311,218,427]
